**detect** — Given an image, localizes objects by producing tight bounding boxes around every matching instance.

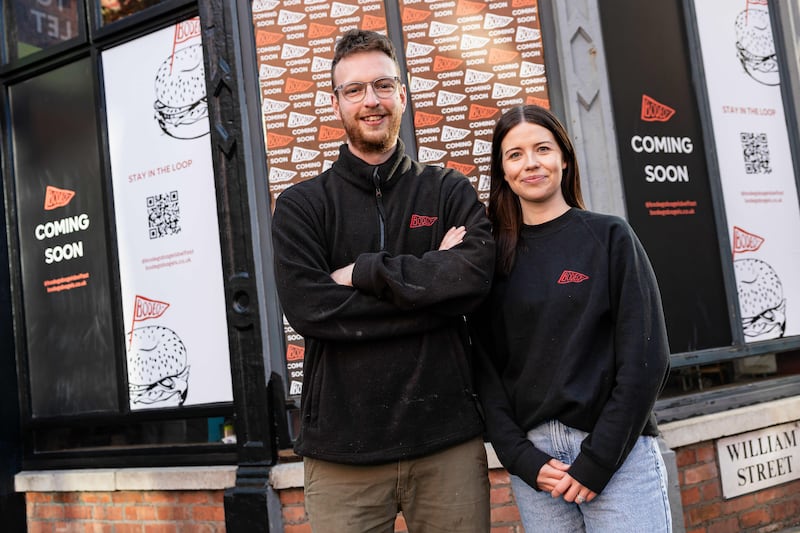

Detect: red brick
[739,508,770,529]
[178,492,211,504]
[687,503,722,526]
[707,517,739,533]
[682,486,701,506]
[695,444,716,464]
[28,493,54,504]
[27,523,55,533]
[193,504,225,522]
[65,505,93,520]
[684,463,719,485]
[676,448,697,467]
[112,491,143,504]
[754,485,789,504]
[175,525,214,533]
[685,528,705,533]
[284,525,312,533]
[115,524,144,533]
[722,493,755,514]
[394,512,407,532]
[143,491,178,504]
[94,505,123,521]
[279,488,305,505]
[83,523,113,533]
[699,481,721,501]
[490,486,514,505]
[144,524,178,533]
[282,505,309,523]
[770,498,799,521]
[490,504,521,524]
[52,521,82,533]
[79,493,113,504]
[52,492,81,504]
[35,504,66,520]
[489,469,511,485]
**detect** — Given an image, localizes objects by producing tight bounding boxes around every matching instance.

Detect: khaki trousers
[303,436,490,533]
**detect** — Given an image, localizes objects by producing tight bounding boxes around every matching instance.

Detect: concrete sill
[15,465,236,493]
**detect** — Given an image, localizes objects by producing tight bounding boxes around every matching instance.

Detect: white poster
[695,0,800,341]
[102,18,233,409]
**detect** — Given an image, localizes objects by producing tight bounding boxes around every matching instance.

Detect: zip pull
[373,167,387,251]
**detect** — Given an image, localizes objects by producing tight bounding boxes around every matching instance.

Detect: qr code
[147,190,181,239]
[740,132,771,174]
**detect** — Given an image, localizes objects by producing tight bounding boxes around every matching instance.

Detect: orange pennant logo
[732,226,765,254]
[308,23,337,39]
[319,125,346,142]
[433,56,464,72]
[402,8,431,23]
[469,104,498,120]
[255,30,283,46]
[526,96,550,108]
[286,344,305,361]
[641,94,676,122]
[415,112,444,127]
[267,132,294,148]
[44,185,76,210]
[488,48,519,64]
[447,161,476,175]
[285,78,314,94]
[456,0,487,16]
[363,15,386,31]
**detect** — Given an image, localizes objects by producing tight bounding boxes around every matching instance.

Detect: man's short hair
[331,29,399,87]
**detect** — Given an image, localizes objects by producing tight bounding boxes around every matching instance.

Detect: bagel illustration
[154,44,209,139]
[734,258,786,341]
[734,7,779,86]
[127,325,190,406]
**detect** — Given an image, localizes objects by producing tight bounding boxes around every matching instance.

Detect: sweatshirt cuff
[502,443,552,492]
[351,254,373,294]
[569,452,616,494]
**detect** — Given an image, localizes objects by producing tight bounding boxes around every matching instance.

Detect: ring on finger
[576,495,586,504]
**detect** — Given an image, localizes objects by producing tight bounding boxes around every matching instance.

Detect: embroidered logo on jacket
[410,214,438,228]
[557,270,589,284]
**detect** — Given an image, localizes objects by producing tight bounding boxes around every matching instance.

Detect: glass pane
[33,415,236,452]
[661,349,800,397]
[100,0,166,25]
[10,58,119,417]
[7,0,80,60]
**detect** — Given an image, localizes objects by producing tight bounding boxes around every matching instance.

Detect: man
[271,29,494,532]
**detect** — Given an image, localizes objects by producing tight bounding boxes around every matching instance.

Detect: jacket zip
[373,167,387,251]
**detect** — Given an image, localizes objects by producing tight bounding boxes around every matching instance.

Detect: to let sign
[716,421,800,498]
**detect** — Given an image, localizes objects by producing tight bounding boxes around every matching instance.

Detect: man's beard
[343,108,402,155]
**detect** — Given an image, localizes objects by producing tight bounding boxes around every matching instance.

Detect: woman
[471,105,672,532]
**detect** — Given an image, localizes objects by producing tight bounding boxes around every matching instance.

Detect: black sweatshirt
[271,141,495,464]
[471,208,669,493]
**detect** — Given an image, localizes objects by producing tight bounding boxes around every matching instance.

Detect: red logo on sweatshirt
[557,270,589,284]
[410,214,438,228]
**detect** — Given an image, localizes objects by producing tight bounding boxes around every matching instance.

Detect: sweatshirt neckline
[336,139,407,190]
[520,208,578,237]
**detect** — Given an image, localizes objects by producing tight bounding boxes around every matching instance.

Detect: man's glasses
[333,76,401,103]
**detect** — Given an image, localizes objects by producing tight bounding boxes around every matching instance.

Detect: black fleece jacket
[271,141,495,464]
[470,208,669,493]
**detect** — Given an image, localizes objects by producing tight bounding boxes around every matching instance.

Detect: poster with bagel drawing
[694,0,800,341]
[102,17,233,409]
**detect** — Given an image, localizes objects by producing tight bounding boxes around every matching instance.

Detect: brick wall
[25,489,226,532]
[677,441,800,533]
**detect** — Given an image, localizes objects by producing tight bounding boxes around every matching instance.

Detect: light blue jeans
[511,420,672,532]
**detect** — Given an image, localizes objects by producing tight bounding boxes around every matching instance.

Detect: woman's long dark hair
[488,105,585,275]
